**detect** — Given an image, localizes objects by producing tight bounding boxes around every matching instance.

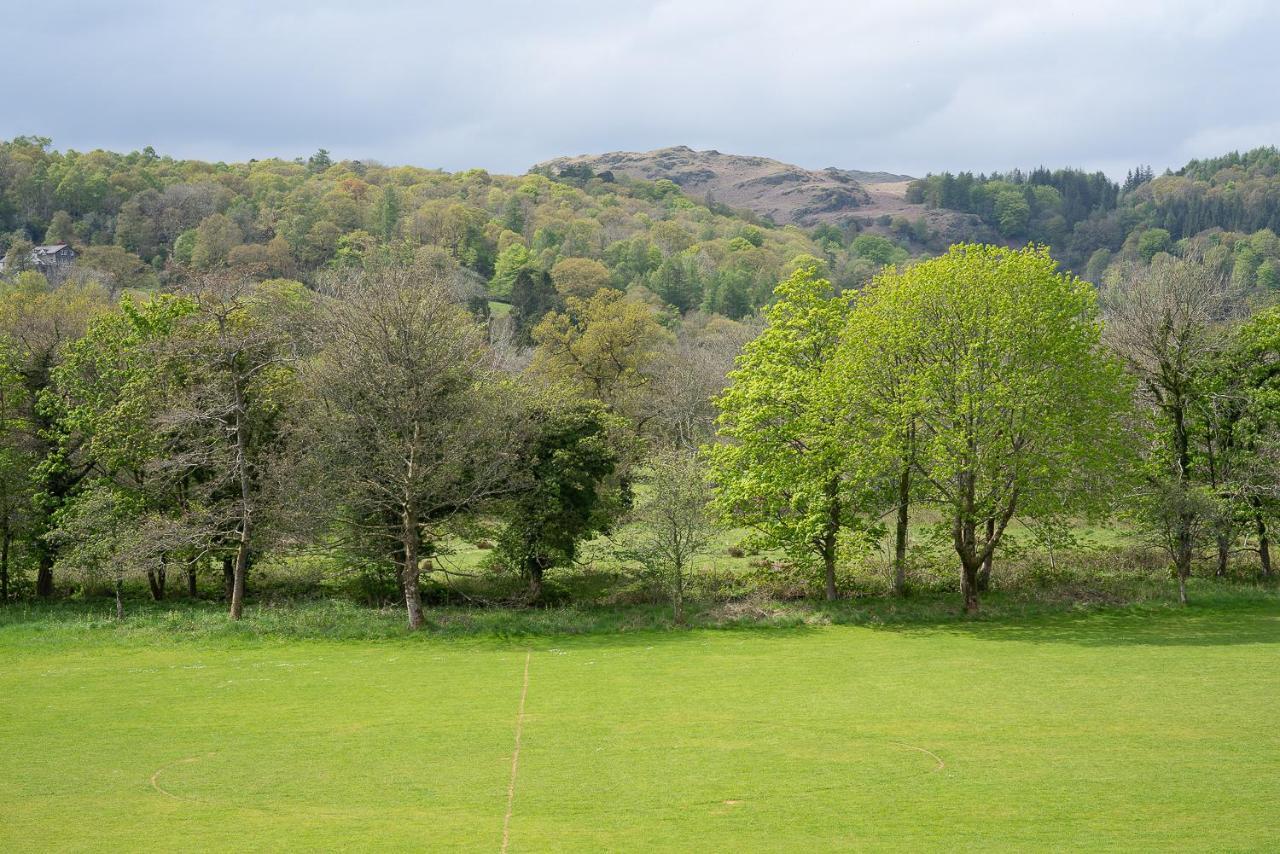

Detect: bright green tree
[826,264,921,596]
[842,245,1132,612]
[1221,306,1280,578]
[850,233,906,266]
[1137,228,1172,262]
[0,273,111,596]
[51,294,201,599]
[707,263,866,600]
[490,243,532,299]
[617,445,716,624]
[0,338,35,600]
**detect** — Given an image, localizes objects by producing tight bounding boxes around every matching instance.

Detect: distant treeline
[905,147,1280,291]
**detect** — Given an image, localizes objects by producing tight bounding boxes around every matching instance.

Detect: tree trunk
[115,579,125,621]
[952,471,981,614]
[1173,404,1193,605]
[525,554,545,603]
[187,565,198,598]
[0,527,9,602]
[976,517,995,592]
[1215,532,1230,578]
[1257,512,1272,579]
[892,464,910,596]
[673,562,685,626]
[230,537,249,620]
[229,378,253,622]
[402,508,424,630]
[1175,507,1194,606]
[146,568,165,601]
[821,543,837,601]
[36,552,53,598]
[222,555,235,602]
[821,477,840,601]
[960,557,980,615]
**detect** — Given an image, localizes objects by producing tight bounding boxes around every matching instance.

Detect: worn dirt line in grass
[149,753,213,801]
[501,651,532,854]
[893,742,945,772]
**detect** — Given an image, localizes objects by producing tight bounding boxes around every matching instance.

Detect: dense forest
[906,146,1280,292]
[0,136,878,322]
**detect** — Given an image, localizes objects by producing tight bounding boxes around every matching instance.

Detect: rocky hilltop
[536,146,913,226]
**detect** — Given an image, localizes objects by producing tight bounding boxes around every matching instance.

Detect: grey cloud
[4,0,1278,177]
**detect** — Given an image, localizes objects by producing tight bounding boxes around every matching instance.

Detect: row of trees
[709,247,1280,611]
[0,245,754,625]
[2,240,1275,621]
[905,168,1119,245]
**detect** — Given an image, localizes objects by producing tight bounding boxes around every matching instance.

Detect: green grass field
[3,598,1278,851]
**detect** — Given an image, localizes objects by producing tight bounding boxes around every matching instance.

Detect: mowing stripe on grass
[501,651,532,854]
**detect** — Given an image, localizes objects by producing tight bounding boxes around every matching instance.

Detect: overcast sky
[7,0,1278,178]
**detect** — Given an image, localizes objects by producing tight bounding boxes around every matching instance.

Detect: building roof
[34,244,71,254]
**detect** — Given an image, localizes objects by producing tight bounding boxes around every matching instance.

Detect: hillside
[0,138,829,323]
[537,146,913,226]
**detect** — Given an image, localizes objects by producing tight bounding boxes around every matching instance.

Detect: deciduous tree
[306,263,515,629]
[708,264,864,600]
[852,245,1132,612]
[620,446,716,624]
[1104,256,1233,602]
[495,397,627,601]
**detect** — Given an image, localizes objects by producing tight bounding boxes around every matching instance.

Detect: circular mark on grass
[149,753,216,802]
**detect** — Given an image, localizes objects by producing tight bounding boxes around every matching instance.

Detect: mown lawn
[2,600,1278,851]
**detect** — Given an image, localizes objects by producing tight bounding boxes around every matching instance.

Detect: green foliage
[908,148,1280,281]
[908,166,1117,250]
[833,245,1133,609]
[1137,227,1172,262]
[490,242,533,298]
[531,288,670,419]
[708,264,871,587]
[850,233,907,266]
[53,294,196,476]
[994,188,1031,236]
[614,446,716,622]
[495,400,627,595]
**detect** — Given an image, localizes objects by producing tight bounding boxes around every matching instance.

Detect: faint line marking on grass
[893,742,945,772]
[501,651,532,854]
[149,753,215,801]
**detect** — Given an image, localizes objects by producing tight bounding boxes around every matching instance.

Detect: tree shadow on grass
[4,590,1276,650]
[874,601,1280,648]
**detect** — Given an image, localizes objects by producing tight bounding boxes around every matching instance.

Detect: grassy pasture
[2,598,1278,851]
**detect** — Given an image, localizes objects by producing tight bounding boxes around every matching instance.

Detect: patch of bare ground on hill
[536,146,988,239]
[853,179,994,243]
